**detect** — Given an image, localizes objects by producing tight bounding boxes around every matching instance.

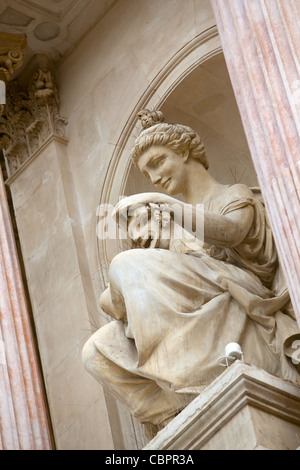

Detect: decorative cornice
[0,54,67,179]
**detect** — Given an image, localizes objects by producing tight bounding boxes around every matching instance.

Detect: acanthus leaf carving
[0,59,67,179]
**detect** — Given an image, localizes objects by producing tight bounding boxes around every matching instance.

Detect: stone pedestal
[144,362,300,450]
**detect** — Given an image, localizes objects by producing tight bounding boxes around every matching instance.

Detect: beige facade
[0,0,299,450]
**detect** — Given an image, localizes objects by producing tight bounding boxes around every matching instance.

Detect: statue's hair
[131,111,208,169]
[137,109,165,127]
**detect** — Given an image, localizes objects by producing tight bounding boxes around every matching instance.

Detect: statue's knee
[108,249,145,282]
[99,287,111,314]
[82,336,98,373]
[82,335,112,381]
[109,251,130,276]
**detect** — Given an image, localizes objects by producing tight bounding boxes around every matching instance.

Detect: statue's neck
[182,161,222,206]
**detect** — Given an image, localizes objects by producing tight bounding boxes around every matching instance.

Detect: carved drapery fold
[211,0,300,327]
[0,56,67,179]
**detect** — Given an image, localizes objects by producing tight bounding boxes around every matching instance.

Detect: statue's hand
[113,192,181,220]
[115,195,178,250]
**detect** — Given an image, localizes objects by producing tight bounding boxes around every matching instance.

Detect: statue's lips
[162,178,171,188]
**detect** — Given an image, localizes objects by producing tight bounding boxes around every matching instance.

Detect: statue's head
[130,109,208,196]
[131,109,208,170]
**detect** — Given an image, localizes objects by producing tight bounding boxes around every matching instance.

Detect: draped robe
[82,184,300,429]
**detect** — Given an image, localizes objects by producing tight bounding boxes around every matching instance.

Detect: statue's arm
[113,192,254,249]
[188,204,254,248]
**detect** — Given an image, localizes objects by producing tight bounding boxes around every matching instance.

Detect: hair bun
[137,109,165,129]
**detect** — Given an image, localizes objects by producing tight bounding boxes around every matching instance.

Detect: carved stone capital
[0,33,27,83]
[0,54,67,179]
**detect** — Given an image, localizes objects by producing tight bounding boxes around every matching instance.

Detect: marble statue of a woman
[82,110,300,439]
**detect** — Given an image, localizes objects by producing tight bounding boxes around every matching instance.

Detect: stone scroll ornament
[83,110,300,440]
[0,33,27,131]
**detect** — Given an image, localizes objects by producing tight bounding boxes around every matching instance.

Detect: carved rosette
[0,61,67,179]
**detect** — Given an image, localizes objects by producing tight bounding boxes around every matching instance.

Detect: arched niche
[94,24,261,451]
[97,27,258,286]
[125,54,258,194]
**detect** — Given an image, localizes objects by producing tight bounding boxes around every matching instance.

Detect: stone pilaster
[2,52,113,448]
[0,42,54,449]
[211,0,300,327]
[0,163,53,449]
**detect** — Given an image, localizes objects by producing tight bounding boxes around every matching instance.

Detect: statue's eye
[153,156,165,167]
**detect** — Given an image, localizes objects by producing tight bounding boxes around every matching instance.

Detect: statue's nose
[151,174,162,185]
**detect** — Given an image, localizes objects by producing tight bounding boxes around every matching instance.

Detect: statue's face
[137,145,189,196]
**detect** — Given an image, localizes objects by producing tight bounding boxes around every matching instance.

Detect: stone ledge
[144,361,300,450]
[5,133,68,185]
